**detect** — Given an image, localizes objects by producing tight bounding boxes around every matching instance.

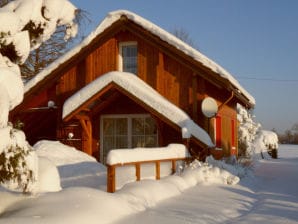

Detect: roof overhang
[21,10,254,111]
[63,71,214,147]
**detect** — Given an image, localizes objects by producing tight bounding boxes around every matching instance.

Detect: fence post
[135,163,141,181]
[107,165,116,193]
[156,161,160,180]
[172,159,176,174]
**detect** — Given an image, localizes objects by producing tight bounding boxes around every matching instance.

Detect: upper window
[119,42,138,75]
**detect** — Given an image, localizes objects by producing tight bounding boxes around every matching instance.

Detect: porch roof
[62,71,214,147]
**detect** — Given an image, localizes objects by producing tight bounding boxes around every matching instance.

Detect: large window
[119,42,138,74]
[100,114,158,163]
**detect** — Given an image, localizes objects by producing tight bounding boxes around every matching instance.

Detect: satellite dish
[201,97,218,118]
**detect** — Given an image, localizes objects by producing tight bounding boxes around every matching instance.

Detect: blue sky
[71,0,298,134]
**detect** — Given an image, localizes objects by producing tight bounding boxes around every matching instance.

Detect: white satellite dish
[201,97,218,118]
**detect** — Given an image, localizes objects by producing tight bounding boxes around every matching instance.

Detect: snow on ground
[117,144,298,224]
[1,144,298,223]
[34,140,107,190]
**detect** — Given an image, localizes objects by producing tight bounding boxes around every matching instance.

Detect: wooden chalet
[10,10,255,163]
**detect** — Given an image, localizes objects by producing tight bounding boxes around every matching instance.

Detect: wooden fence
[107,157,188,193]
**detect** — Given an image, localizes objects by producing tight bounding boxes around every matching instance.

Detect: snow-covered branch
[0,0,78,193]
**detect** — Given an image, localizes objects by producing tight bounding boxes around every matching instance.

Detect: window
[132,117,158,148]
[119,42,138,74]
[100,114,158,163]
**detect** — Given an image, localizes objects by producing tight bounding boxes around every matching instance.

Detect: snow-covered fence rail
[106,144,190,193]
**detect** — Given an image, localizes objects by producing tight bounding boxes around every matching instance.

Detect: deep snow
[1,144,298,223]
[116,144,298,224]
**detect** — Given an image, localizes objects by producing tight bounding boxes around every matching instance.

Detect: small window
[119,42,138,74]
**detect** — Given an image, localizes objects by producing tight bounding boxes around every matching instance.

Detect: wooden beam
[135,163,141,181]
[63,83,115,122]
[78,117,92,155]
[171,160,176,174]
[107,165,116,193]
[89,91,121,117]
[155,161,160,180]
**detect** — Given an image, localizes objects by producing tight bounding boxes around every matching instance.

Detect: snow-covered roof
[63,71,214,147]
[25,10,255,106]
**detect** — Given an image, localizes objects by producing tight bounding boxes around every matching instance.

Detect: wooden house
[10,10,255,163]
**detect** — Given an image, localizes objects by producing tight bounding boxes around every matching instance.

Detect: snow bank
[33,140,107,189]
[0,187,138,224]
[36,157,61,192]
[107,144,188,165]
[117,159,239,209]
[62,71,213,147]
[0,140,241,223]
[34,140,97,166]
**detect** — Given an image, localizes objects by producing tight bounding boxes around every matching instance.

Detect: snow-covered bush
[0,0,78,193]
[254,130,278,158]
[237,104,261,158]
[0,125,37,193]
[237,104,279,162]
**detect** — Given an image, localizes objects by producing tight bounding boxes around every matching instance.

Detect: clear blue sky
[72,0,298,134]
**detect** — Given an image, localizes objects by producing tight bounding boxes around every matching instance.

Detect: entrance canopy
[62,71,214,147]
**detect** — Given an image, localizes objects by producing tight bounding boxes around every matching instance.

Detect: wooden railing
[107,157,188,193]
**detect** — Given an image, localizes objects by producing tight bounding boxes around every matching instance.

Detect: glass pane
[132,136,145,148]
[102,117,129,163]
[103,118,114,135]
[132,118,144,135]
[145,117,157,135]
[145,135,158,147]
[115,136,128,149]
[122,45,137,74]
[115,118,127,135]
[103,136,114,160]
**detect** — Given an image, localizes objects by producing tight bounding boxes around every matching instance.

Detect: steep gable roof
[63,71,214,147]
[24,10,255,106]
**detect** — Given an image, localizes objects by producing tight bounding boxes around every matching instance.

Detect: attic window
[119,42,138,75]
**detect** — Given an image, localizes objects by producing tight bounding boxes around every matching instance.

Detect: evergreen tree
[0,0,78,193]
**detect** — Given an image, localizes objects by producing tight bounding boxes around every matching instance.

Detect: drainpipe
[218,91,234,112]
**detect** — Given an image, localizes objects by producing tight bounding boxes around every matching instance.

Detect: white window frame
[100,114,158,162]
[118,41,138,74]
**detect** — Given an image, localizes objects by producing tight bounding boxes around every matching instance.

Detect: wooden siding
[11,22,240,159]
[56,38,118,102]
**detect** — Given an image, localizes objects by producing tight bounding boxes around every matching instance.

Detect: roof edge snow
[62,71,214,147]
[25,9,255,106]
